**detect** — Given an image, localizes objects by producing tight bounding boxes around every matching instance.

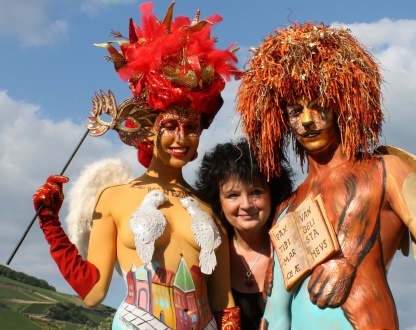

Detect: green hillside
[0,265,115,329]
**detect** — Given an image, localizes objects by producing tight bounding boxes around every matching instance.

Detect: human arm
[209,235,234,309]
[82,187,118,307]
[307,167,383,308]
[209,221,241,329]
[383,155,416,255]
[262,250,292,329]
[33,175,100,300]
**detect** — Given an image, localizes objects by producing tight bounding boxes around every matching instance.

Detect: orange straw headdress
[89,2,239,167]
[236,22,384,178]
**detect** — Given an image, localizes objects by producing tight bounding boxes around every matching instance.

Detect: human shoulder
[274,194,296,221]
[98,181,134,197]
[96,181,154,210]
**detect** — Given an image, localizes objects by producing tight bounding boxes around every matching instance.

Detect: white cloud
[185,79,243,184]
[335,18,416,51]
[0,90,136,297]
[334,19,416,329]
[337,19,416,155]
[0,0,69,47]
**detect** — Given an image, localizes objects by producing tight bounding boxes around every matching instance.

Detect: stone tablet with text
[269,193,340,291]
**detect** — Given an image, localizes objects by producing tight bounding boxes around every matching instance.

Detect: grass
[0,308,43,330]
[23,303,52,315]
[2,301,24,312]
[0,274,115,329]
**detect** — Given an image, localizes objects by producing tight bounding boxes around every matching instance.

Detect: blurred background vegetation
[0,264,115,329]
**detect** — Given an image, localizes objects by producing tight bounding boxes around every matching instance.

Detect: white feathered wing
[65,158,136,275]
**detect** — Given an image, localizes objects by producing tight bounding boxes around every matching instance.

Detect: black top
[232,288,266,330]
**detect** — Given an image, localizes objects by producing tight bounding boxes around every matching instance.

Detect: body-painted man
[237,22,416,329]
[32,3,241,329]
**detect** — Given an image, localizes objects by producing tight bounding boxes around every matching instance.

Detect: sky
[1,0,416,328]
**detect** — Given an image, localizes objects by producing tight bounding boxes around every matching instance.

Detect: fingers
[45,180,65,200]
[308,266,329,307]
[33,186,59,211]
[33,175,69,212]
[46,175,69,185]
[309,280,341,308]
[33,188,49,211]
[307,259,357,308]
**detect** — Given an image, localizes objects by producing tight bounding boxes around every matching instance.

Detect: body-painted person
[32,2,241,329]
[236,22,416,329]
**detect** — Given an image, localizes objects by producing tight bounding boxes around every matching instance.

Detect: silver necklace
[233,236,269,286]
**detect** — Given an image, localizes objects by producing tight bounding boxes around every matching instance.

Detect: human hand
[308,257,357,308]
[33,175,69,216]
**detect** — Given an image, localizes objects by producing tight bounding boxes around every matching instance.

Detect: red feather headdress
[89,2,239,167]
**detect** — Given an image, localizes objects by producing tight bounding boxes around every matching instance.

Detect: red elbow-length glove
[213,306,242,330]
[33,175,99,299]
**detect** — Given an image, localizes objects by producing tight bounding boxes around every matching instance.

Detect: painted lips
[300,130,321,138]
[169,147,189,157]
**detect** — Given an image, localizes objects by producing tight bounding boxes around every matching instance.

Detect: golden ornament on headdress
[87,90,156,146]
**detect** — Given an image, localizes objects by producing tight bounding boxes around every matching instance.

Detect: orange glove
[33,175,99,299]
[213,306,242,330]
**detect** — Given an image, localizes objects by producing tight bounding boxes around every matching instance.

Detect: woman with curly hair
[195,138,294,330]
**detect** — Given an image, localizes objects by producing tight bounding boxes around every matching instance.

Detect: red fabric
[213,307,242,330]
[33,176,100,300]
[39,215,100,299]
[33,175,68,214]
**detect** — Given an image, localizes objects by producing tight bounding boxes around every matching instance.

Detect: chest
[112,187,212,252]
[292,160,386,226]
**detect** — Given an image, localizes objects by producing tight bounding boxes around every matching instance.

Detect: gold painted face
[154,107,202,140]
[152,107,201,168]
[286,98,339,154]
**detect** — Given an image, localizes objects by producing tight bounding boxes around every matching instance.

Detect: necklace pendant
[234,235,270,288]
[245,276,254,286]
